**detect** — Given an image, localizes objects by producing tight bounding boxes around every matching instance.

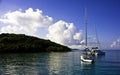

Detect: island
[0,33,71,53]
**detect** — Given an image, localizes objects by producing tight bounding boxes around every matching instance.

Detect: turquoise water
[0,50,120,75]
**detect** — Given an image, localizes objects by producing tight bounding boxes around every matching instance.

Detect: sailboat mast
[94,25,100,48]
[85,8,88,47]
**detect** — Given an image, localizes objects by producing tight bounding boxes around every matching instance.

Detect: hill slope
[0,33,71,53]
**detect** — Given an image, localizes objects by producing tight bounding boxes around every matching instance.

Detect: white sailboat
[80,8,94,63]
[80,53,94,63]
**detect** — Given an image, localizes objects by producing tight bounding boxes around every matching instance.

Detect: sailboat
[80,8,94,63]
[80,47,94,63]
[91,25,105,56]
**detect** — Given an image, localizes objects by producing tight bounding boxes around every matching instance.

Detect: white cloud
[111,38,120,49]
[0,8,85,49]
[47,20,83,49]
[0,8,53,35]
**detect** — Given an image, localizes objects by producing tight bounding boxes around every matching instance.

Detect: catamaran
[91,47,105,56]
[90,25,105,56]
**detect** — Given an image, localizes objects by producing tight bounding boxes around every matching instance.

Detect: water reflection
[0,53,41,75]
[0,51,98,75]
[0,52,72,75]
[48,53,62,74]
[80,61,95,75]
[48,52,73,75]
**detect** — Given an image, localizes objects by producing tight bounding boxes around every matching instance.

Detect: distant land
[0,33,71,53]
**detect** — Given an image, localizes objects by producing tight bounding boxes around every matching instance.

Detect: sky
[0,0,120,50]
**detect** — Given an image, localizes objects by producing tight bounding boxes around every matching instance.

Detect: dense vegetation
[0,33,71,53]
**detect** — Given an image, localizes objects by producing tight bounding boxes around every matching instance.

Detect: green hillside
[0,33,71,53]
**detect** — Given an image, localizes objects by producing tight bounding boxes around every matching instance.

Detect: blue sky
[0,0,120,50]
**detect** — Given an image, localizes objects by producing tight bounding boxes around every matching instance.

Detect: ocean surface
[0,50,120,75]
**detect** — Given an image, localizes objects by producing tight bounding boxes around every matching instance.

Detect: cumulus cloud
[111,38,120,48]
[0,8,53,35]
[47,20,83,48]
[0,8,85,49]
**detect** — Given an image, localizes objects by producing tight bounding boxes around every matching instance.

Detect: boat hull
[92,50,105,56]
[80,55,94,63]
